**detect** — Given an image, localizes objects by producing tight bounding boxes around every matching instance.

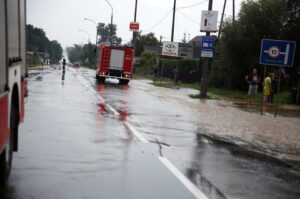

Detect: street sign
[178,43,193,59]
[201,36,214,58]
[129,22,139,31]
[162,42,179,57]
[200,10,218,32]
[259,39,296,67]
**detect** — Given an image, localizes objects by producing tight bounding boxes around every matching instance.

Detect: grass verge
[152,80,292,104]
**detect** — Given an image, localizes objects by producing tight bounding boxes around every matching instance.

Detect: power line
[177,10,199,25]
[177,0,208,10]
[143,9,173,32]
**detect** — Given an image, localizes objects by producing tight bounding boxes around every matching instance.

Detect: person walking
[245,68,260,98]
[263,73,272,106]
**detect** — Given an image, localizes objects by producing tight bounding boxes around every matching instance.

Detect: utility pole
[171,0,177,42]
[233,0,235,22]
[132,0,138,47]
[105,0,113,43]
[200,0,213,98]
[218,0,227,40]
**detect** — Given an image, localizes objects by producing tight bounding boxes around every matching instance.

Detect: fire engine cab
[0,0,27,186]
[95,44,134,84]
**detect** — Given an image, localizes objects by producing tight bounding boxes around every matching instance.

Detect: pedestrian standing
[263,73,272,106]
[62,58,66,73]
[269,72,277,103]
[245,68,260,98]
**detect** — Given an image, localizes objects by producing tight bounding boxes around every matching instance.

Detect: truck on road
[0,0,27,186]
[95,44,134,84]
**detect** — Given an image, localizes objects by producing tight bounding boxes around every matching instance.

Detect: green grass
[152,81,176,89]
[181,82,200,90]
[150,79,293,104]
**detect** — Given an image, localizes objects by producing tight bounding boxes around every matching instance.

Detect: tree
[27,24,63,64]
[49,40,63,64]
[97,23,122,44]
[66,43,97,68]
[210,0,288,89]
[134,32,159,56]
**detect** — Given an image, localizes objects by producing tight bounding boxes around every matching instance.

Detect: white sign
[162,42,179,57]
[200,10,218,32]
[201,51,213,58]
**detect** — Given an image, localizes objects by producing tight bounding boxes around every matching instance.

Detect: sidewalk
[196,95,300,168]
[147,80,300,169]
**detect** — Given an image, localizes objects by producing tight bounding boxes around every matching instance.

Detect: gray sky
[27,0,243,48]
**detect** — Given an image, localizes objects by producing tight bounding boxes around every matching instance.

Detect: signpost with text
[259,39,296,116]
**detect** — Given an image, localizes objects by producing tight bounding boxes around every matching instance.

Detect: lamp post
[84,18,98,45]
[105,0,113,43]
[78,29,90,44]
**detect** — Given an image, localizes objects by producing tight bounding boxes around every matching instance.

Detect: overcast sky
[27,0,244,48]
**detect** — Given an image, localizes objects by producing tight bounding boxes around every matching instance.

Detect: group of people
[245,68,278,105]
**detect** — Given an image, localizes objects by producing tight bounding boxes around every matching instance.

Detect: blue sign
[201,36,214,58]
[259,39,296,67]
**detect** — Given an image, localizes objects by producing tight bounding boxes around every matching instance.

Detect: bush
[158,58,200,83]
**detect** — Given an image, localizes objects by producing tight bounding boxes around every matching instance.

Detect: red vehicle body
[73,62,80,68]
[0,0,27,186]
[95,44,134,84]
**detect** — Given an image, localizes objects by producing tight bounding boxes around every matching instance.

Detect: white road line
[158,156,209,199]
[123,121,149,143]
[74,70,208,199]
[77,75,90,89]
[106,104,120,116]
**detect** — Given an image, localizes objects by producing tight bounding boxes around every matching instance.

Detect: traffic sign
[200,10,218,32]
[162,42,179,57]
[259,39,296,67]
[201,36,214,58]
[129,22,139,31]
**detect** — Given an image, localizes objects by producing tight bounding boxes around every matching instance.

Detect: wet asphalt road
[1,66,300,199]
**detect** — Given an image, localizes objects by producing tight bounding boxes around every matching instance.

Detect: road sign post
[200,1,217,98]
[259,39,296,116]
[201,36,215,58]
[260,39,296,67]
[129,22,140,32]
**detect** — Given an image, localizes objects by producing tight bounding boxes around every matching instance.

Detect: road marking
[158,156,209,199]
[123,121,149,143]
[77,75,91,89]
[74,70,208,199]
[106,104,120,116]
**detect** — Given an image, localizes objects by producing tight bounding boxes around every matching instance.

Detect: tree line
[209,0,300,90]
[27,24,63,64]
[66,0,299,96]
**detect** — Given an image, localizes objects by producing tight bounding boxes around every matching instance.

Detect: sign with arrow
[200,10,218,32]
[259,39,296,67]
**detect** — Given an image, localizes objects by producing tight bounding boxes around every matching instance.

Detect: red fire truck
[0,0,27,186]
[95,44,134,84]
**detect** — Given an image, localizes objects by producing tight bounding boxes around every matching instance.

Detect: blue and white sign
[259,39,296,67]
[201,36,214,58]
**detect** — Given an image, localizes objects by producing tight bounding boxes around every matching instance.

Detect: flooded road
[1,66,299,199]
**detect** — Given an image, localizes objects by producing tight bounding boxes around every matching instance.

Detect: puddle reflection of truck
[0,0,27,186]
[95,44,134,84]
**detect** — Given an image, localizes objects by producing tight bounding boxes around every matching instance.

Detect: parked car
[73,62,80,68]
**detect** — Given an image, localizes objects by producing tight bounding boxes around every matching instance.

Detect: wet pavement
[1,66,300,199]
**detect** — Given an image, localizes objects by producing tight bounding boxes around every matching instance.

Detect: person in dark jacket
[245,68,260,97]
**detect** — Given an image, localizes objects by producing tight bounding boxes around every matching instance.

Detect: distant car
[73,62,80,68]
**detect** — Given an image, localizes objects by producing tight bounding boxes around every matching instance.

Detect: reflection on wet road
[0,67,299,199]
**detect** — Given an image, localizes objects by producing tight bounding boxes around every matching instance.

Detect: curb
[198,133,300,170]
